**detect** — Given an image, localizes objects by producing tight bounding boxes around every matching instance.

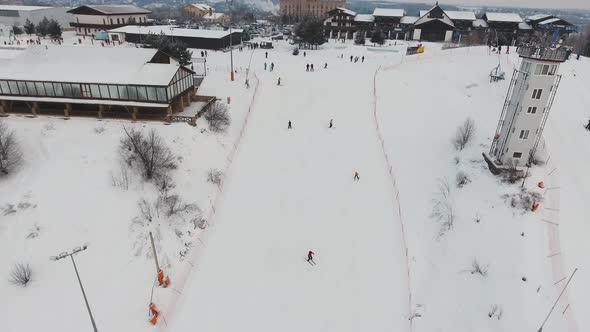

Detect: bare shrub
[110,162,131,190]
[456,171,471,188]
[203,102,230,133]
[9,262,32,287]
[94,126,106,134]
[431,178,454,237]
[161,193,199,217]
[0,121,23,176]
[506,188,543,212]
[207,169,223,187]
[453,117,476,151]
[470,259,489,277]
[120,127,176,181]
[488,304,503,320]
[26,223,41,239]
[501,159,525,183]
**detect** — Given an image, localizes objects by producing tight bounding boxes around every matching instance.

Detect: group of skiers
[350,55,365,63]
[264,62,275,71]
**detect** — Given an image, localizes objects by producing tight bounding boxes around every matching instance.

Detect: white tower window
[519,130,530,139]
[526,106,537,114]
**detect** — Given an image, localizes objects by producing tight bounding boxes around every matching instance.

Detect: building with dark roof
[413,5,454,42]
[67,5,152,37]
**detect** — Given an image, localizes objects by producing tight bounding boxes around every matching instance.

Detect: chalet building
[202,12,230,24]
[372,8,406,40]
[67,5,151,37]
[108,25,243,50]
[525,14,577,33]
[482,12,523,45]
[413,5,454,42]
[354,14,375,38]
[324,7,356,39]
[280,0,345,21]
[183,3,214,18]
[0,46,197,121]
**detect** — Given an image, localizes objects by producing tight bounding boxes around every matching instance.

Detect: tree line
[12,17,62,39]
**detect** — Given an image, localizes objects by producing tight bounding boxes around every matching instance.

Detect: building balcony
[518,46,568,62]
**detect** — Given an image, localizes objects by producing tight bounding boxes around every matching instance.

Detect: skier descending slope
[307,251,315,265]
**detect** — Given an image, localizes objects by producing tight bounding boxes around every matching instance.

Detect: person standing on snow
[288,120,292,129]
[329,119,333,128]
[585,119,590,130]
[277,77,281,86]
[306,63,310,71]
[264,62,267,71]
[324,63,328,69]
[271,62,275,71]
[354,171,360,181]
[310,64,314,71]
[362,56,365,63]
[307,251,315,263]
[265,51,268,58]
[304,51,307,57]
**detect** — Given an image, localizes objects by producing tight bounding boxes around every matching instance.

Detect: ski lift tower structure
[487,46,567,171]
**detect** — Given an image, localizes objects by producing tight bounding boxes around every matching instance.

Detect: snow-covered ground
[1,37,588,332]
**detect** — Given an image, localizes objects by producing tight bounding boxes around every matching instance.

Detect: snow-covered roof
[400,16,419,24]
[519,22,533,30]
[108,25,242,39]
[539,17,561,25]
[189,3,213,11]
[484,12,523,23]
[202,12,226,20]
[527,14,552,21]
[0,45,182,86]
[445,10,476,21]
[0,5,51,11]
[69,5,151,15]
[373,8,405,17]
[415,6,454,28]
[354,14,374,22]
[0,95,168,108]
[473,19,488,28]
[336,7,356,16]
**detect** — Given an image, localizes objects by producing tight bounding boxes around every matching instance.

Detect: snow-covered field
[1,37,588,332]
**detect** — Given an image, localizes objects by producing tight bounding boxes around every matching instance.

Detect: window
[128,86,138,100]
[44,82,55,96]
[103,18,106,25]
[534,64,557,76]
[71,84,82,98]
[110,18,113,25]
[117,18,120,25]
[156,87,167,102]
[548,65,557,75]
[53,83,64,96]
[118,86,129,99]
[90,85,101,98]
[26,82,37,95]
[0,80,9,94]
[513,152,523,158]
[81,84,92,98]
[137,86,148,101]
[62,83,73,97]
[17,81,28,95]
[146,86,158,101]
[526,106,537,114]
[532,89,542,99]
[108,85,119,99]
[519,129,530,139]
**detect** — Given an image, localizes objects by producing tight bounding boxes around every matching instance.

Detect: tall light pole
[51,245,98,332]
[228,0,235,81]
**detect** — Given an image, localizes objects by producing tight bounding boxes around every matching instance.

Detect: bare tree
[431,178,454,237]
[203,102,231,133]
[456,171,471,188]
[110,162,131,190]
[9,262,33,287]
[470,259,489,278]
[161,193,199,217]
[207,169,224,188]
[453,117,476,151]
[120,127,176,180]
[0,121,23,176]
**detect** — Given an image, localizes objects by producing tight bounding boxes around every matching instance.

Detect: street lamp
[51,245,98,332]
[228,0,235,81]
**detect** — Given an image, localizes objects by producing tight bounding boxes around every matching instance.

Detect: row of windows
[76,16,147,26]
[522,61,557,76]
[0,80,174,103]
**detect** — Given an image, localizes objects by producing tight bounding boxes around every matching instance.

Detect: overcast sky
[396,0,590,10]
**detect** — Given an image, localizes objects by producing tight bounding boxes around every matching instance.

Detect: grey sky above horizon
[393,0,590,10]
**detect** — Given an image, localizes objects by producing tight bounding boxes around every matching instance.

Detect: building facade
[323,7,356,39]
[67,5,151,36]
[183,4,214,18]
[0,45,197,121]
[413,5,454,42]
[373,8,405,40]
[281,0,345,20]
[490,47,567,165]
[0,5,72,27]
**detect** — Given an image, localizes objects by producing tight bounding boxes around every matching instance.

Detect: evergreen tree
[370,29,386,46]
[36,17,50,37]
[12,25,24,35]
[24,19,35,35]
[354,31,365,45]
[142,33,193,66]
[294,17,326,49]
[47,19,62,38]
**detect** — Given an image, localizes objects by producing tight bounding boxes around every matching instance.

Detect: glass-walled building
[0,45,196,120]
